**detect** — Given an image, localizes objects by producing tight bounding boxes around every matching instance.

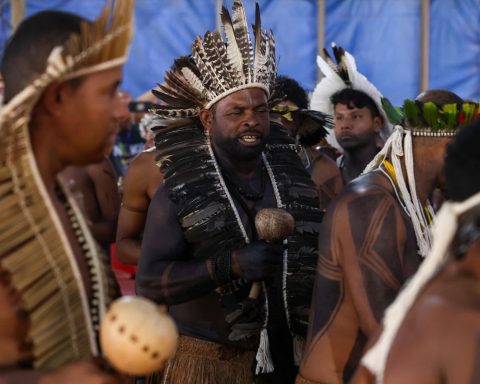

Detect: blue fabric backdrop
[325,0,422,103]
[0,0,478,105]
[429,0,480,100]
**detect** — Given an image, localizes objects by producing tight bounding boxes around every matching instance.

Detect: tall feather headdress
[152,0,277,120]
[310,44,393,143]
[0,0,133,369]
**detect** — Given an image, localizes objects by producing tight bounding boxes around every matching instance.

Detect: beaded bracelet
[211,252,232,285]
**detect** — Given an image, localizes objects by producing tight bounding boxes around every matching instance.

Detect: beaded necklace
[57,180,116,335]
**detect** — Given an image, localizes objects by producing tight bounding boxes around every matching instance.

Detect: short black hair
[330,88,380,118]
[1,10,85,102]
[445,118,480,202]
[275,75,308,109]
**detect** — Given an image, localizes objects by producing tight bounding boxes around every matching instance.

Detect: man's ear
[199,109,213,133]
[40,81,73,117]
[373,116,383,133]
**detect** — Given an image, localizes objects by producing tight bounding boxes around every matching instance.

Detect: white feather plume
[310,46,393,141]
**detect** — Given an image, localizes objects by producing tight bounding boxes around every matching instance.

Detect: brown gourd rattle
[100,296,178,376]
[250,208,295,298]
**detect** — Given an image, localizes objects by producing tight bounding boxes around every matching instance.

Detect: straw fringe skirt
[145,335,255,384]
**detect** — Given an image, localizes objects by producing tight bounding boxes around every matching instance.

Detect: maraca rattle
[100,296,178,376]
[250,208,295,298]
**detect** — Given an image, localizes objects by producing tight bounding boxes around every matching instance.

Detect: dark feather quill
[231,0,254,82]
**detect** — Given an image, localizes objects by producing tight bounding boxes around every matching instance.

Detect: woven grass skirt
[152,335,256,384]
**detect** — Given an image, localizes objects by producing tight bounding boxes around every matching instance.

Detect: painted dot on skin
[110,314,117,322]
[142,345,150,353]
[130,334,138,343]
[151,351,159,359]
[118,325,125,334]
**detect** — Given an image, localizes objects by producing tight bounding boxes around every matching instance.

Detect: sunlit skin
[352,241,480,384]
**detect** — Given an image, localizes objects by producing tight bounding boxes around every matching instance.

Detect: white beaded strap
[207,138,249,243]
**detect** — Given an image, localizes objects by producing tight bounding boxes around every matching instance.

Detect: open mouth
[239,134,261,146]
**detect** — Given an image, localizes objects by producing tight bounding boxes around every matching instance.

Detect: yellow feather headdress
[0,0,133,369]
[62,0,134,80]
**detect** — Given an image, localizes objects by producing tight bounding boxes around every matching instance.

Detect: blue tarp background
[0,0,479,105]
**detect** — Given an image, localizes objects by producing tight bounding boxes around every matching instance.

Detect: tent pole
[11,0,25,32]
[420,0,430,94]
[317,0,325,83]
[215,0,222,32]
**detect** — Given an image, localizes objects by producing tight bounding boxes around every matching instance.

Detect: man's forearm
[115,238,141,265]
[136,258,218,305]
[89,219,117,245]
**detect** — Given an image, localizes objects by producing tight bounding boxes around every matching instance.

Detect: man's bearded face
[209,88,270,161]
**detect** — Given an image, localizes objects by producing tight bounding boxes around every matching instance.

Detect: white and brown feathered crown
[310,43,393,141]
[152,0,277,119]
[0,0,133,368]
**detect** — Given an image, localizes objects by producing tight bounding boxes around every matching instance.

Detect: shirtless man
[272,75,342,210]
[298,90,466,383]
[116,117,194,265]
[136,2,324,382]
[116,148,162,265]
[0,3,132,382]
[354,117,480,384]
[62,156,120,250]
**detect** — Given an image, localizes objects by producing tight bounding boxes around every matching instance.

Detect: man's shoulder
[331,171,396,209]
[320,171,406,236]
[129,148,159,168]
[124,149,161,182]
[409,277,480,335]
[310,151,340,174]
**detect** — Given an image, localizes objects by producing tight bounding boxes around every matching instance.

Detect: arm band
[210,252,232,285]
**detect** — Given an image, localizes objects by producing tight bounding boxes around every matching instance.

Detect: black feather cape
[154,119,322,338]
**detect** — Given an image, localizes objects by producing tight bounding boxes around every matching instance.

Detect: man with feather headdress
[136,1,329,383]
[0,1,133,382]
[298,77,475,381]
[310,44,393,185]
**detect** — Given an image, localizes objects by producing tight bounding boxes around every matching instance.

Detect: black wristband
[211,252,232,285]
